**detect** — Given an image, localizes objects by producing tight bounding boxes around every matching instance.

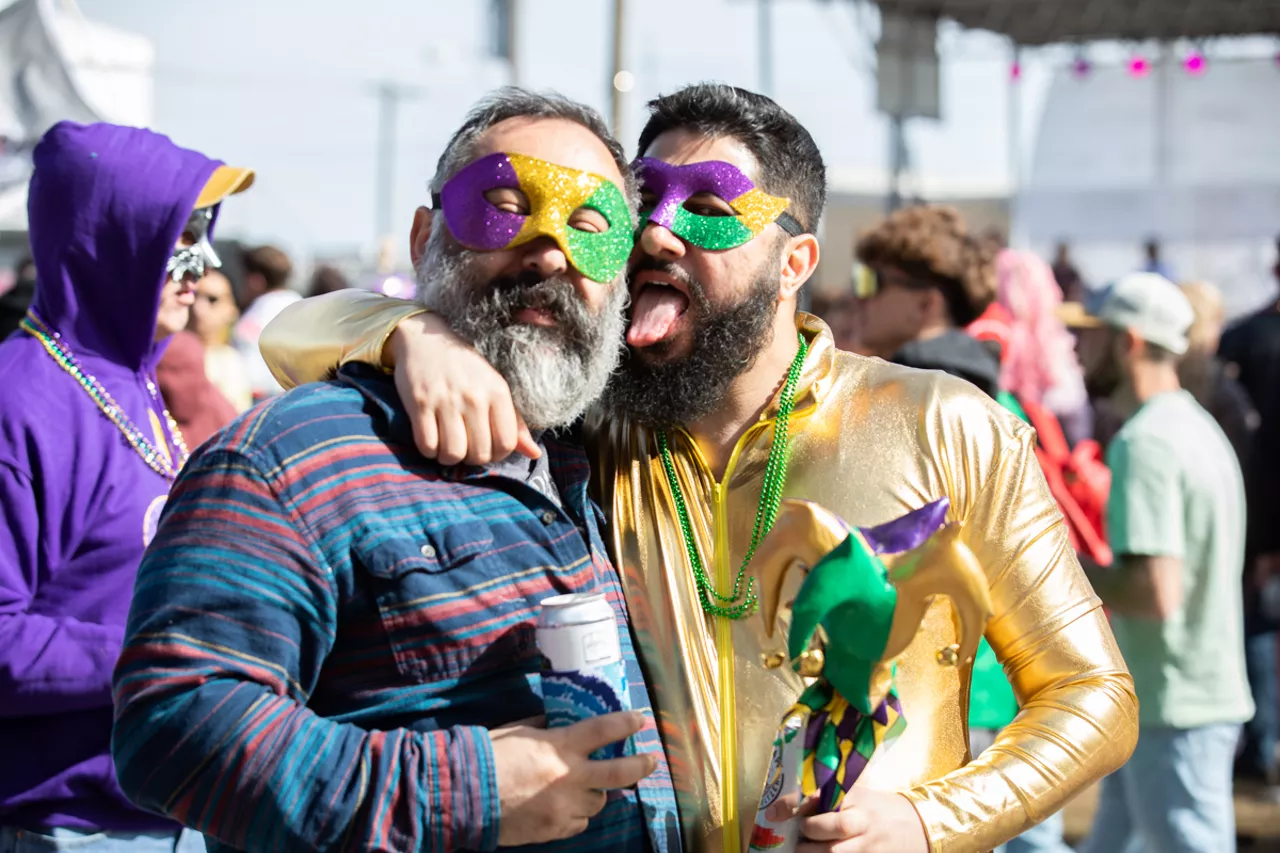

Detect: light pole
[758,0,772,96]
[609,0,628,134]
[372,82,426,255]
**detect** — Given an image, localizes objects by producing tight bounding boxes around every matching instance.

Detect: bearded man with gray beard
[109,90,681,853]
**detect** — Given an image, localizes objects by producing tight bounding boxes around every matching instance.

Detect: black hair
[636,84,826,233]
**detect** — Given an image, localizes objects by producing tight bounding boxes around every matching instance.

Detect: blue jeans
[1079,723,1241,853]
[0,827,205,853]
[1240,630,1278,776]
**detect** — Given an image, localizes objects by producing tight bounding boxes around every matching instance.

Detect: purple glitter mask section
[635,158,757,228]
[858,498,951,555]
[439,153,524,251]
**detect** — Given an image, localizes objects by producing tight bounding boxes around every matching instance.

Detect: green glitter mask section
[565,180,634,283]
[638,207,757,251]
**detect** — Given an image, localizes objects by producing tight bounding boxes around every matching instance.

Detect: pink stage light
[1183,51,1206,75]
[1010,61,1022,81]
[1071,57,1091,79]
[1127,55,1150,78]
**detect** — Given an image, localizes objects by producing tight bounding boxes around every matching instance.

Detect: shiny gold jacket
[260,291,1139,853]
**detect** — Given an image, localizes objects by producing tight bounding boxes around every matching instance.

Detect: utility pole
[507,0,519,86]
[609,0,626,134]
[493,0,519,85]
[1006,44,1021,245]
[886,115,904,213]
[758,0,772,96]
[1153,40,1173,243]
[372,82,427,259]
[375,83,399,251]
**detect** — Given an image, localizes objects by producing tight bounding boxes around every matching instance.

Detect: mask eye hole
[682,192,734,218]
[483,187,530,216]
[639,188,659,212]
[568,207,610,234]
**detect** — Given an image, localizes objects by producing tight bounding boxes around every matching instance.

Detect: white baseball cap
[1072,272,1195,355]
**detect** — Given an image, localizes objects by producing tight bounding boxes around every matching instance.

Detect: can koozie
[537,593,633,760]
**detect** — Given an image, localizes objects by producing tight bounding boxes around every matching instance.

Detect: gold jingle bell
[796,648,825,677]
[936,644,961,667]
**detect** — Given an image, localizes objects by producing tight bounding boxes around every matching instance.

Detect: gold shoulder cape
[261,293,1139,853]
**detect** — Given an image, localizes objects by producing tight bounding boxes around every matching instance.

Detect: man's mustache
[483,272,577,315]
[628,258,695,290]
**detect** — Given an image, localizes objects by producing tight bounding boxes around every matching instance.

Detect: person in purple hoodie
[0,121,253,853]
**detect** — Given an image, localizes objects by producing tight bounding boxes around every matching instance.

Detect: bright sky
[73,0,1036,265]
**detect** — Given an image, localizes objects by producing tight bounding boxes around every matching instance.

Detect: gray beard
[415,228,628,433]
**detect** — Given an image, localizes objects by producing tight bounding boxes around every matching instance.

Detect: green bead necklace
[657,333,809,620]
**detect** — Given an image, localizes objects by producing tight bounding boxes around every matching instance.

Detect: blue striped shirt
[112,366,680,853]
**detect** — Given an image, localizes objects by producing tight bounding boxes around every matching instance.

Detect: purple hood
[0,122,225,833]
[28,121,223,369]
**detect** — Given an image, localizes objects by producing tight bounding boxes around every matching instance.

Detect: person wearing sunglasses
[0,120,252,853]
[258,84,1137,853]
[848,205,1003,400]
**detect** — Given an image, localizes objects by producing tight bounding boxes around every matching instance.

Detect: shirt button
[420,544,437,558]
[541,510,557,525]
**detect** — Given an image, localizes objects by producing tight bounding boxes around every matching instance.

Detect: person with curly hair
[851,205,1003,399]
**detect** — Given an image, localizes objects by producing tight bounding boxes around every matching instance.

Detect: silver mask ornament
[167,206,221,283]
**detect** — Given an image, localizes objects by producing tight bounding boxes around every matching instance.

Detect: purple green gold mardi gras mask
[433,152,634,284]
[634,157,805,250]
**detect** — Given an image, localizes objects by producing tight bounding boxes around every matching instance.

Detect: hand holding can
[536,592,634,760]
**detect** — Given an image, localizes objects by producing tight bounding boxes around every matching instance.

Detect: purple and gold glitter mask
[433,152,633,284]
[634,157,805,250]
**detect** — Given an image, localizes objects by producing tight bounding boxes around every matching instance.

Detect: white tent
[1019,57,1280,315]
[0,0,153,231]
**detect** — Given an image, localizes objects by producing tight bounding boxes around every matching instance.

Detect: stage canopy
[873,0,1280,45]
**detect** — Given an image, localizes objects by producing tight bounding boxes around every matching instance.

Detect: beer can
[536,592,632,759]
[747,711,806,852]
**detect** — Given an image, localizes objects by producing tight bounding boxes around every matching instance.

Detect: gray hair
[429,87,639,215]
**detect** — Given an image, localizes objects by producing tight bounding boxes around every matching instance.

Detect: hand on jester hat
[758,498,993,717]
[746,499,992,851]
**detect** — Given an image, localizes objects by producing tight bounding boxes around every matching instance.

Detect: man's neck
[1117,362,1182,416]
[911,321,951,345]
[686,313,801,480]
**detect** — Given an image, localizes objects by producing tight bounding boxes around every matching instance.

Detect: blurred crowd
[815,213,1280,850]
[0,88,1277,853]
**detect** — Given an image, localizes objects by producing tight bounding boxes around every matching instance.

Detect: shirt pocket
[356,520,541,682]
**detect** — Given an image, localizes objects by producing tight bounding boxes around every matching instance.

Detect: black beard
[602,249,781,428]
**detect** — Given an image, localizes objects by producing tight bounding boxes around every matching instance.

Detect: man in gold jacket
[260,84,1137,853]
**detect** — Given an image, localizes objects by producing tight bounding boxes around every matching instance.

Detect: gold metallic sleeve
[257,289,424,389]
[903,425,1139,853]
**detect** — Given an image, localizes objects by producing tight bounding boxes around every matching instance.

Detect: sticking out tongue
[627,285,689,347]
